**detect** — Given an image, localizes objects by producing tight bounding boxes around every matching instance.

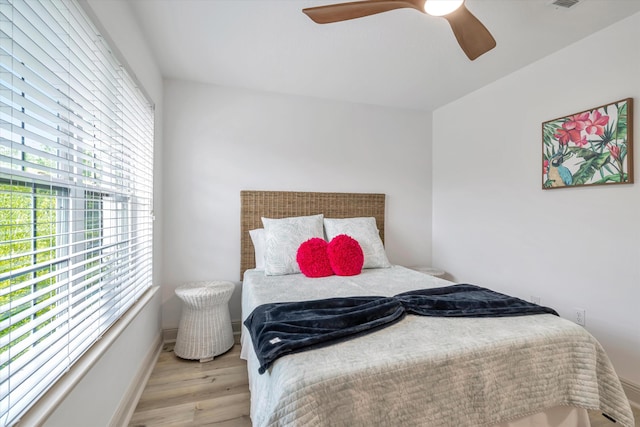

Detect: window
[0,1,154,425]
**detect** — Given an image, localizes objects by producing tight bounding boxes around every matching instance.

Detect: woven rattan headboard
[240,190,386,279]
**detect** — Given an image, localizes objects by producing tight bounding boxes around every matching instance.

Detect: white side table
[409,266,446,278]
[174,281,235,362]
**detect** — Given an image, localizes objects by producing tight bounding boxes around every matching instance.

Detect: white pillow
[324,217,391,269]
[249,228,266,270]
[261,214,324,276]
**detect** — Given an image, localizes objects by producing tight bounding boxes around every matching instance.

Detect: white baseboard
[163,327,178,342]
[621,377,640,408]
[109,332,163,427]
[163,321,242,343]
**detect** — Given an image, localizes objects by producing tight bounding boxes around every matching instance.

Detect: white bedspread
[241,266,634,427]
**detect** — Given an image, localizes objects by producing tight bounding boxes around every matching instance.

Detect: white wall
[162,80,432,329]
[432,12,640,384]
[43,291,161,427]
[42,1,164,425]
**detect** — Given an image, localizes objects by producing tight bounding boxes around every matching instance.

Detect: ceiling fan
[302,0,496,60]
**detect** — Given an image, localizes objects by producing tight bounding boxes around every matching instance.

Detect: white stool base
[174,281,235,361]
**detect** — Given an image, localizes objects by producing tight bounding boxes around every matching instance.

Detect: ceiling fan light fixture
[423,0,464,17]
[302,0,495,61]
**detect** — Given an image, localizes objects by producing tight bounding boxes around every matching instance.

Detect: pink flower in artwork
[607,144,620,161]
[585,111,609,136]
[554,128,581,145]
[562,112,590,132]
[573,135,588,147]
[543,160,549,175]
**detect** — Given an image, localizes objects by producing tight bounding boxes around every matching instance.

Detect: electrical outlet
[574,308,586,326]
[530,296,541,305]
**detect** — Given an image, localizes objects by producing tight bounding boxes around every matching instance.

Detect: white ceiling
[128,0,640,111]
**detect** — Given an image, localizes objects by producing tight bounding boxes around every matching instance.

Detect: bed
[239,190,635,427]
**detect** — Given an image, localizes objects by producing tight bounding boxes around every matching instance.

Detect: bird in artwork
[547,151,573,187]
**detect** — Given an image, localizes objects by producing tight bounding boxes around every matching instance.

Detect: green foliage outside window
[0,182,61,369]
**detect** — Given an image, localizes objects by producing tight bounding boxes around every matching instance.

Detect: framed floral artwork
[542,98,633,189]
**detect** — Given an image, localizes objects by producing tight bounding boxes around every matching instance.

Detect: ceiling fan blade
[442,3,496,60]
[303,0,424,24]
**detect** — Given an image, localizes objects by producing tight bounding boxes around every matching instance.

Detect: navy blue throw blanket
[244,284,558,374]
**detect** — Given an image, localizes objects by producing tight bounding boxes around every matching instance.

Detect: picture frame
[542,98,633,189]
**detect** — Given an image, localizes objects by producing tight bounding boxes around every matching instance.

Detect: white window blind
[0,0,154,425]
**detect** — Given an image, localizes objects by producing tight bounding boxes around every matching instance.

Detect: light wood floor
[130,341,638,426]
[129,341,251,427]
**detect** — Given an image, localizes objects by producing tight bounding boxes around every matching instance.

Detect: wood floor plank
[135,369,248,412]
[190,392,251,425]
[141,358,247,395]
[131,342,250,420]
[130,392,251,427]
[148,347,243,381]
[129,401,196,426]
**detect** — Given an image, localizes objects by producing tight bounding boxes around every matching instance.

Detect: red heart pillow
[327,234,364,276]
[296,238,333,277]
